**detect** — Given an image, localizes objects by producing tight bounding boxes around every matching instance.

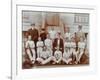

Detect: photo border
[11,2,97,80]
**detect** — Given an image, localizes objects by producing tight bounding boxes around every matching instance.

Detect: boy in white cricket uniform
[49,27,57,41]
[25,35,36,64]
[64,27,72,41]
[70,39,76,55]
[52,47,62,64]
[62,47,72,64]
[44,34,52,52]
[62,38,72,64]
[36,46,52,65]
[69,37,78,63]
[36,37,44,58]
[77,38,86,63]
[72,46,80,64]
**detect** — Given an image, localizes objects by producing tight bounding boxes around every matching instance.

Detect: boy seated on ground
[52,47,62,64]
[36,46,52,65]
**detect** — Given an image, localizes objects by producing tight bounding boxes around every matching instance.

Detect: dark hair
[31,24,35,26]
[41,28,45,31]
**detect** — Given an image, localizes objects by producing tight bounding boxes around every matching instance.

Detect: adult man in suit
[53,32,64,53]
[28,24,39,42]
[76,25,85,42]
[40,28,47,42]
[28,24,39,57]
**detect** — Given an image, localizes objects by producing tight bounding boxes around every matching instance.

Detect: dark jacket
[53,38,64,53]
[28,28,39,42]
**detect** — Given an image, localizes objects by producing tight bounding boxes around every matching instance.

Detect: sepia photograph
[22,11,89,69]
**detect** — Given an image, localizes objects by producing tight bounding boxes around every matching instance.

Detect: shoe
[31,60,35,64]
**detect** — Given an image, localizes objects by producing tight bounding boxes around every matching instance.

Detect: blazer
[53,38,64,53]
[28,28,39,41]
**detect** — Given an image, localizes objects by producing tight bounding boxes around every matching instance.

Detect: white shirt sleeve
[36,42,39,47]
[32,41,35,48]
[25,41,29,48]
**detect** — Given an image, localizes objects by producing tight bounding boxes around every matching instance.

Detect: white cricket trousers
[26,48,36,61]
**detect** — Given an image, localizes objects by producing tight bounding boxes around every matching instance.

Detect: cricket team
[23,24,89,66]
